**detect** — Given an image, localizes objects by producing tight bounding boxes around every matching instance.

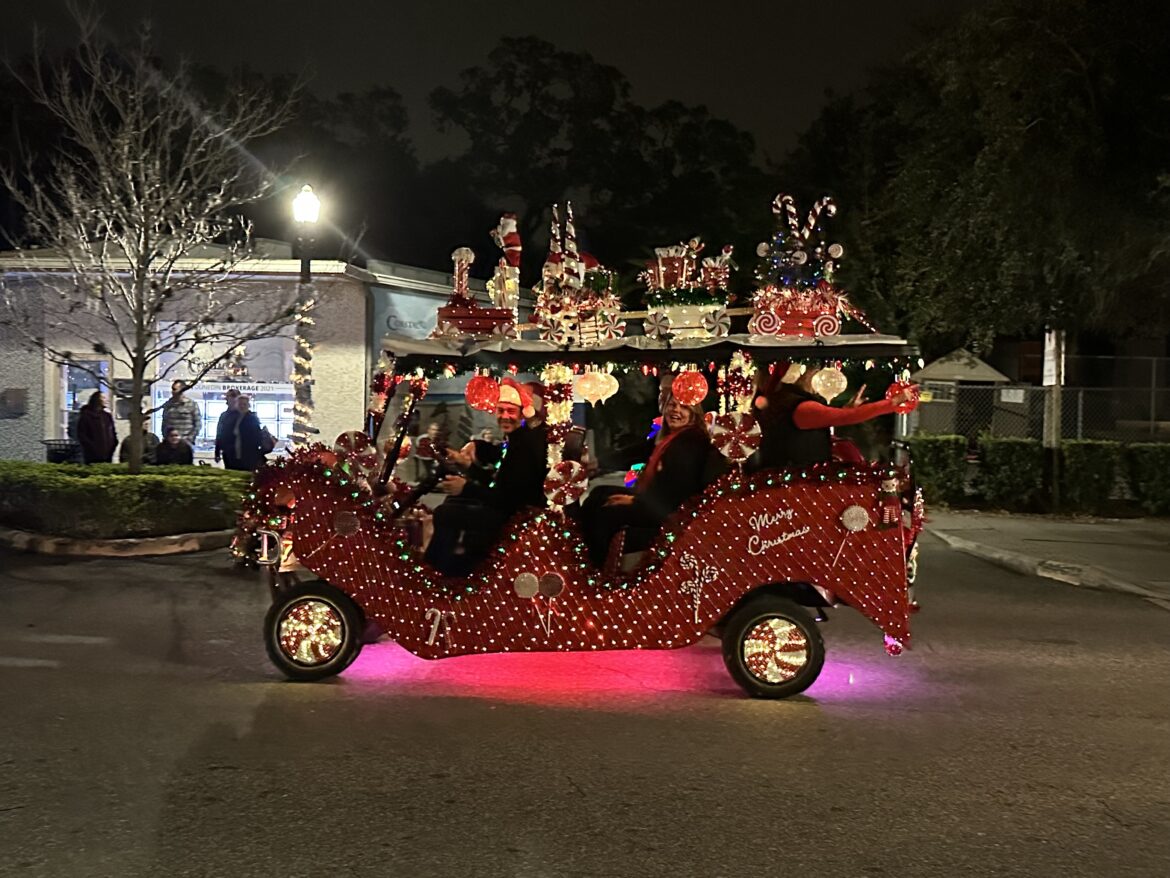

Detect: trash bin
[42,439,82,464]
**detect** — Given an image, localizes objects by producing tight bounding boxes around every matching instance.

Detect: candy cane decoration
[801,196,837,240]
[679,552,720,623]
[563,201,582,290]
[424,608,456,646]
[772,193,801,237]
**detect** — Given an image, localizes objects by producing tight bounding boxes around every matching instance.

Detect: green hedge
[1125,444,1170,515]
[1060,440,1123,513]
[0,461,251,539]
[906,435,968,505]
[976,438,1045,511]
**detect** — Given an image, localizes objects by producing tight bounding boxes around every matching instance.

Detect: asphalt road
[1,536,1168,878]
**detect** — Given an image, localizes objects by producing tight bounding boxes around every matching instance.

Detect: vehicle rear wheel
[721,595,825,698]
[264,581,362,681]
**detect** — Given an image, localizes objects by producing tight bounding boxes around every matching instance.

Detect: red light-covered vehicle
[251,334,923,699]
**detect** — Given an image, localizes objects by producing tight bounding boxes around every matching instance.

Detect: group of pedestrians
[72,380,271,470]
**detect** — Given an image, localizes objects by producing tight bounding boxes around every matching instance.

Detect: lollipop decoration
[886,381,921,414]
[812,313,841,337]
[701,307,732,337]
[833,503,871,567]
[333,430,379,477]
[544,460,587,508]
[644,310,673,340]
[749,309,782,336]
[709,412,762,464]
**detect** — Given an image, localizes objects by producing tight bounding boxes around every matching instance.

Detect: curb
[0,526,235,558]
[927,527,1166,601]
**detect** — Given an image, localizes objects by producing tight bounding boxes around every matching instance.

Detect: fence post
[1042,330,1064,510]
[1151,358,1158,437]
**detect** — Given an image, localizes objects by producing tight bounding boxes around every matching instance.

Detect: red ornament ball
[671,370,709,406]
[885,381,920,414]
[465,375,499,412]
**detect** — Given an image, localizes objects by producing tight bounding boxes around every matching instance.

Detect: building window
[60,360,110,439]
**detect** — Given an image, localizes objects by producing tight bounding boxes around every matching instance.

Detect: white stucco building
[0,241,491,462]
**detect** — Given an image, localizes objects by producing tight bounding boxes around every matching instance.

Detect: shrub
[976,437,1045,511]
[1060,440,1123,513]
[1125,444,1170,515]
[0,461,251,539]
[905,435,967,505]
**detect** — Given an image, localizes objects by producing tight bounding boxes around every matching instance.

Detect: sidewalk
[926,510,1170,604]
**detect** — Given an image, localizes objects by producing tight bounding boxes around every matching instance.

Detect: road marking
[12,634,113,646]
[0,657,61,668]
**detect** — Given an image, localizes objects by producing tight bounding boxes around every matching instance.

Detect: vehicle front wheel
[264,581,363,681]
[721,594,825,698]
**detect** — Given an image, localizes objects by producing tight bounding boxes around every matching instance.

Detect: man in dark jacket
[76,391,117,464]
[214,388,241,467]
[425,379,547,575]
[230,395,267,471]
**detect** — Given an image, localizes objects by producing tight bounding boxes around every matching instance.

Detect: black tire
[721,593,825,699]
[264,581,363,681]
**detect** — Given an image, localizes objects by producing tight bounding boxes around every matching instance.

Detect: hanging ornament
[574,372,608,406]
[465,375,499,412]
[597,372,619,403]
[644,310,673,340]
[543,460,587,507]
[885,381,921,414]
[709,412,762,463]
[701,307,731,337]
[671,370,709,406]
[811,367,849,401]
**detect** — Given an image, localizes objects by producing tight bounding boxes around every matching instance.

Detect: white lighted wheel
[721,594,825,698]
[264,581,362,681]
[741,618,810,684]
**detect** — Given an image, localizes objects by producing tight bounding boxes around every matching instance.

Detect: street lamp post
[290,184,321,447]
[292,184,321,283]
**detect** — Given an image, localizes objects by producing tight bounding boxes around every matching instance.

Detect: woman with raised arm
[749,364,914,470]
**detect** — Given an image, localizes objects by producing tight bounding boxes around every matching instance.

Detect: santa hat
[498,378,536,419]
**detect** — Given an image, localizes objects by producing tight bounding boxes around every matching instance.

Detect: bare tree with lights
[0,17,304,472]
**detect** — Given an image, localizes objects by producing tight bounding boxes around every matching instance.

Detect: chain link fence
[905,355,1170,444]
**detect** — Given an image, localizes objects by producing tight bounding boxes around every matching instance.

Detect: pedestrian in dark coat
[76,392,117,464]
[214,387,242,467]
[154,428,195,465]
[230,395,267,471]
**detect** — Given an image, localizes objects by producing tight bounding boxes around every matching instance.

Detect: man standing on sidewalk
[214,388,241,468]
[161,380,202,448]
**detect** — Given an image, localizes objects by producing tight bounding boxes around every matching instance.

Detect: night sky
[6,0,983,163]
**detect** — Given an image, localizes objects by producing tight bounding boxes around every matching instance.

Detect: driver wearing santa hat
[424,378,548,575]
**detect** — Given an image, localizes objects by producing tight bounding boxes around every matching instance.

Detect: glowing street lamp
[293,184,320,283]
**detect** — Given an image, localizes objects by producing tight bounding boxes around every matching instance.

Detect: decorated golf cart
[246,194,926,698]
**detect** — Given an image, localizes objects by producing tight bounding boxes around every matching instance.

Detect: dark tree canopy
[778,0,1170,354]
